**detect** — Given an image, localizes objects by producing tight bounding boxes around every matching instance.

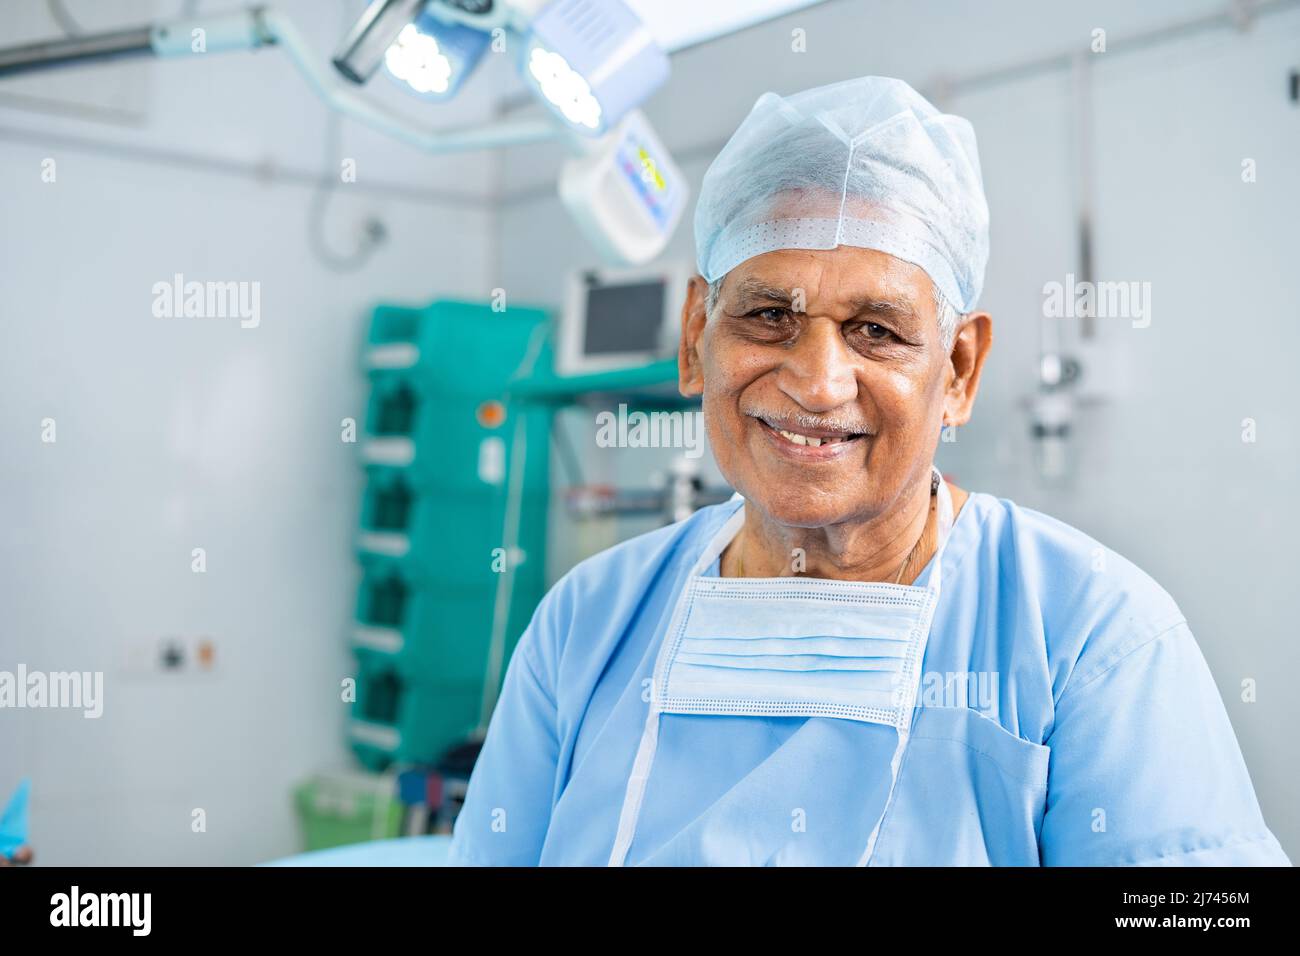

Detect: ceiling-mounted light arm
[0,2,682,265]
[0,8,271,76]
[255,9,561,153]
[332,0,427,85]
[0,5,565,155]
[0,26,155,76]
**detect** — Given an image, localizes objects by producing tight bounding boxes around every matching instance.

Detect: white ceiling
[624,0,830,52]
[0,0,1242,204]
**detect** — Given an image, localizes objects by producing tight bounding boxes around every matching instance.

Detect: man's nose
[775,319,859,412]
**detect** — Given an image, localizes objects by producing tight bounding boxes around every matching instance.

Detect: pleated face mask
[657,576,936,727]
[655,468,952,730]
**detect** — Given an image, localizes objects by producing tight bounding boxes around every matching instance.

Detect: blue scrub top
[449,492,1289,866]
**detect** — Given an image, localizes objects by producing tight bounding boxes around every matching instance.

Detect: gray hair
[705,276,961,350]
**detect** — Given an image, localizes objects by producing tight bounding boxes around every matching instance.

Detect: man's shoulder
[969,491,1181,611]
[962,491,1188,689]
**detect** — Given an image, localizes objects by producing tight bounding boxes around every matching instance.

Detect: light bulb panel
[523,0,668,136]
[384,10,491,100]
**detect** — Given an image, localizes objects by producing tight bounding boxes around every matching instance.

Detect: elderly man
[449,76,1287,866]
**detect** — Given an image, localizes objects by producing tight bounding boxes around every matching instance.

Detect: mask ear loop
[858,463,953,867]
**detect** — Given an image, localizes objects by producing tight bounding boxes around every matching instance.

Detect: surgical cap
[694,76,989,314]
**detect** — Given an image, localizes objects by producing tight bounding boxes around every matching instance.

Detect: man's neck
[724,480,967,584]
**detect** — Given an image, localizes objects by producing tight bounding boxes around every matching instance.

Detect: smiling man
[449,76,1288,866]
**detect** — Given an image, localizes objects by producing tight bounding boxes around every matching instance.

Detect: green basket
[293,772,403,852]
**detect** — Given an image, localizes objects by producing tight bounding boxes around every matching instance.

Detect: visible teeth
[778,428,837,447]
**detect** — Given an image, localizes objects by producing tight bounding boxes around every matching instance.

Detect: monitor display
[582,280,667,356]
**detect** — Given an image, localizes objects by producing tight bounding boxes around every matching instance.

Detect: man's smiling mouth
[752,415,868,448]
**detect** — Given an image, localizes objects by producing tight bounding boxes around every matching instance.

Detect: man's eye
[864,322,892,339]
[753,307,790,324]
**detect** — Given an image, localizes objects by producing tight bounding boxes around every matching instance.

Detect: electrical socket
[119,636,219,678]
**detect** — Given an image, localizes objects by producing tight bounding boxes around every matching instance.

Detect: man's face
[681,245,958,528]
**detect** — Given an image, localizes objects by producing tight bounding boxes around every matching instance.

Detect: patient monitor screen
[583,280,666,356]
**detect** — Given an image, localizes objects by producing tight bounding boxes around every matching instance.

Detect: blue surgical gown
[448,492,1290,866]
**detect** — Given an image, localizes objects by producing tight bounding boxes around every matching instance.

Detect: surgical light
[333,0,426,85]
[527,47,601,130]
[384,13,490,99]
[524,0,669,136]
[0,1,683,265]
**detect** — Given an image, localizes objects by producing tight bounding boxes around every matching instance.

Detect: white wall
[494,0,1300,859]
[1,0,1296,866]
[947,12,1300,860]
[0,0,500,864]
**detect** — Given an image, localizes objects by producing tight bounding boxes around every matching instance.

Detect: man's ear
[943,312,992,427]
[679,274,710,398]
